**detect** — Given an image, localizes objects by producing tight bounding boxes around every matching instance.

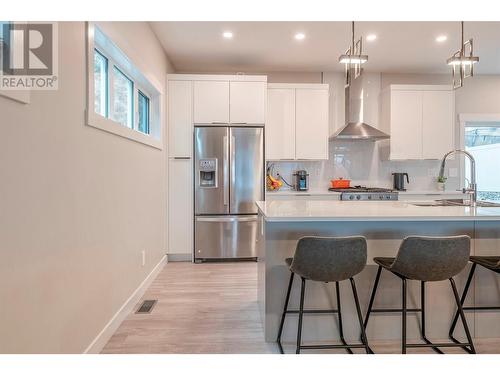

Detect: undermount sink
[411,199,500,208]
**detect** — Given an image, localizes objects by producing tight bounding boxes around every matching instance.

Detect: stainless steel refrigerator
[194,125,264,261]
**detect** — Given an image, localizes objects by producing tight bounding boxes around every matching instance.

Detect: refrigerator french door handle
[230,134,236,208]
[223,134,229,206]
[196,216,258,223]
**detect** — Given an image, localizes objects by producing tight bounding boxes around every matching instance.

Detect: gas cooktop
[328,186,399,201]
[328,186,395,193]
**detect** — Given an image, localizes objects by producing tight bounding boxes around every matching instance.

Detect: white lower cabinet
[168,158,193,257]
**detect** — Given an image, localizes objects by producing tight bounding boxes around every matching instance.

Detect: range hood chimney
[331,71,390,141]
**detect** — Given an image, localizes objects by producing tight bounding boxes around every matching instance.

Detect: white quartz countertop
[265,189,464,196]
[256,200,500,222]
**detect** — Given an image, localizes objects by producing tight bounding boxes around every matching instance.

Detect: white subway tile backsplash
[267,140,460,192]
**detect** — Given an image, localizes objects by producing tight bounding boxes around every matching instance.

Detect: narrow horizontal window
[87,23,162,148]
[138,90,150,135]
[112,66,133,128]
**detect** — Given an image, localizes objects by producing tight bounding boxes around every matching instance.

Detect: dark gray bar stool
[276,236,370,354]
[449,255,500,352]
[363,235,475,354]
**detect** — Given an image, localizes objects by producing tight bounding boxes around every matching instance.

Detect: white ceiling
[150,21,500,74]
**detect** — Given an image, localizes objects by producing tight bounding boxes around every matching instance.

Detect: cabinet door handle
[173,157,191,160]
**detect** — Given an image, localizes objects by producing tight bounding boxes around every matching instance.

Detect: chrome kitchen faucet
[439,149,477,207]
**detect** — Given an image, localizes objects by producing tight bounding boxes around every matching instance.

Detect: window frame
[458,113,500,196]
[137,89,151,135]
[111,64,134,129]
[86,22,162,149]
[93,47,109,117]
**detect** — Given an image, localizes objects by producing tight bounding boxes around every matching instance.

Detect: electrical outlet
[141,250,146,267]
[449,168,458,177]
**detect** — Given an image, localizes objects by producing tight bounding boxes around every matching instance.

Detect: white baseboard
[83,254,167,354]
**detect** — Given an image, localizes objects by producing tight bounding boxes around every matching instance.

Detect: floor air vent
[136,299,157,314]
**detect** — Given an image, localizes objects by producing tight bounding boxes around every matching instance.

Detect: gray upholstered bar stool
[276,236,370,354]
[449,255,500,352]
[363,235,475,354]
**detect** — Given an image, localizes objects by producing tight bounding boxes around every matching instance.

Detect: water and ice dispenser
[198,158,218,188]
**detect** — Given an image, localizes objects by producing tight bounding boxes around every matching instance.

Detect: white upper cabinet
[382,85,454,160]
[266,88,295,160]
[390,90,423,160]
[168,80,193,158]
[266,84,329,160]
[422,90,454,159]
[193,80,230,124]
[295,88,329,160]
[230,81,266,124]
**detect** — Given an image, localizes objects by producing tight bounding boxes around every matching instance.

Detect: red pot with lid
[330,178,351,189]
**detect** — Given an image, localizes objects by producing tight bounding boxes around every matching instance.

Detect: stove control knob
[349,195,354,200]
[367,195,372,200]
[356,195,361,200]
[379,195,384,200]
[386,196,391,200]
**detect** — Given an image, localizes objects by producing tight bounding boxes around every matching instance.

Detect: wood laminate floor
[102,262,500,354]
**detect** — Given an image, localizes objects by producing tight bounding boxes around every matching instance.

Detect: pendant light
[339,21,368,86]
[447,21,479,89]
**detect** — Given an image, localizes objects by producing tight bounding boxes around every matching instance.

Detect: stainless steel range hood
[331,71,389,141]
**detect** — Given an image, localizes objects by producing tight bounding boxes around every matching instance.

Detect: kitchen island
[256,200,500,348]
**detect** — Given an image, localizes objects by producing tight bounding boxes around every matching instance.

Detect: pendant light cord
[461,21,464,57]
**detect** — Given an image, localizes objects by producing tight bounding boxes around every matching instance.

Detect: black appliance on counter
[293,170,309,191]
[392,173,410,191]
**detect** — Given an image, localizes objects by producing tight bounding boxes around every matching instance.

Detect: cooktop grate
[328,186,395,193]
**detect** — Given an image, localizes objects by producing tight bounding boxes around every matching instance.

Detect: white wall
[0,22,174,353]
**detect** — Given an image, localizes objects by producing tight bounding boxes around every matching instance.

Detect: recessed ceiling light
[436,35,447,42]
[366,34,377,41]
[294,33,305,40]
[223,31,233,39]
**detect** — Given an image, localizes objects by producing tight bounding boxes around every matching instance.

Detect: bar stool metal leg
[296,277,306,354]
[449,263,476,343]
[362,266,382,354]
[277,271,295,354]
[350,277,371,354]
[449,277,476,354]
[402,278,407,354]
[363,266,382,332]
[336,281,354,354]
[421,281,444,354]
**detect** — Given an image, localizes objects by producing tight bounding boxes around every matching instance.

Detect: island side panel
[257,213,266,327]
[262,220,475,344]
[473,221,500,338]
